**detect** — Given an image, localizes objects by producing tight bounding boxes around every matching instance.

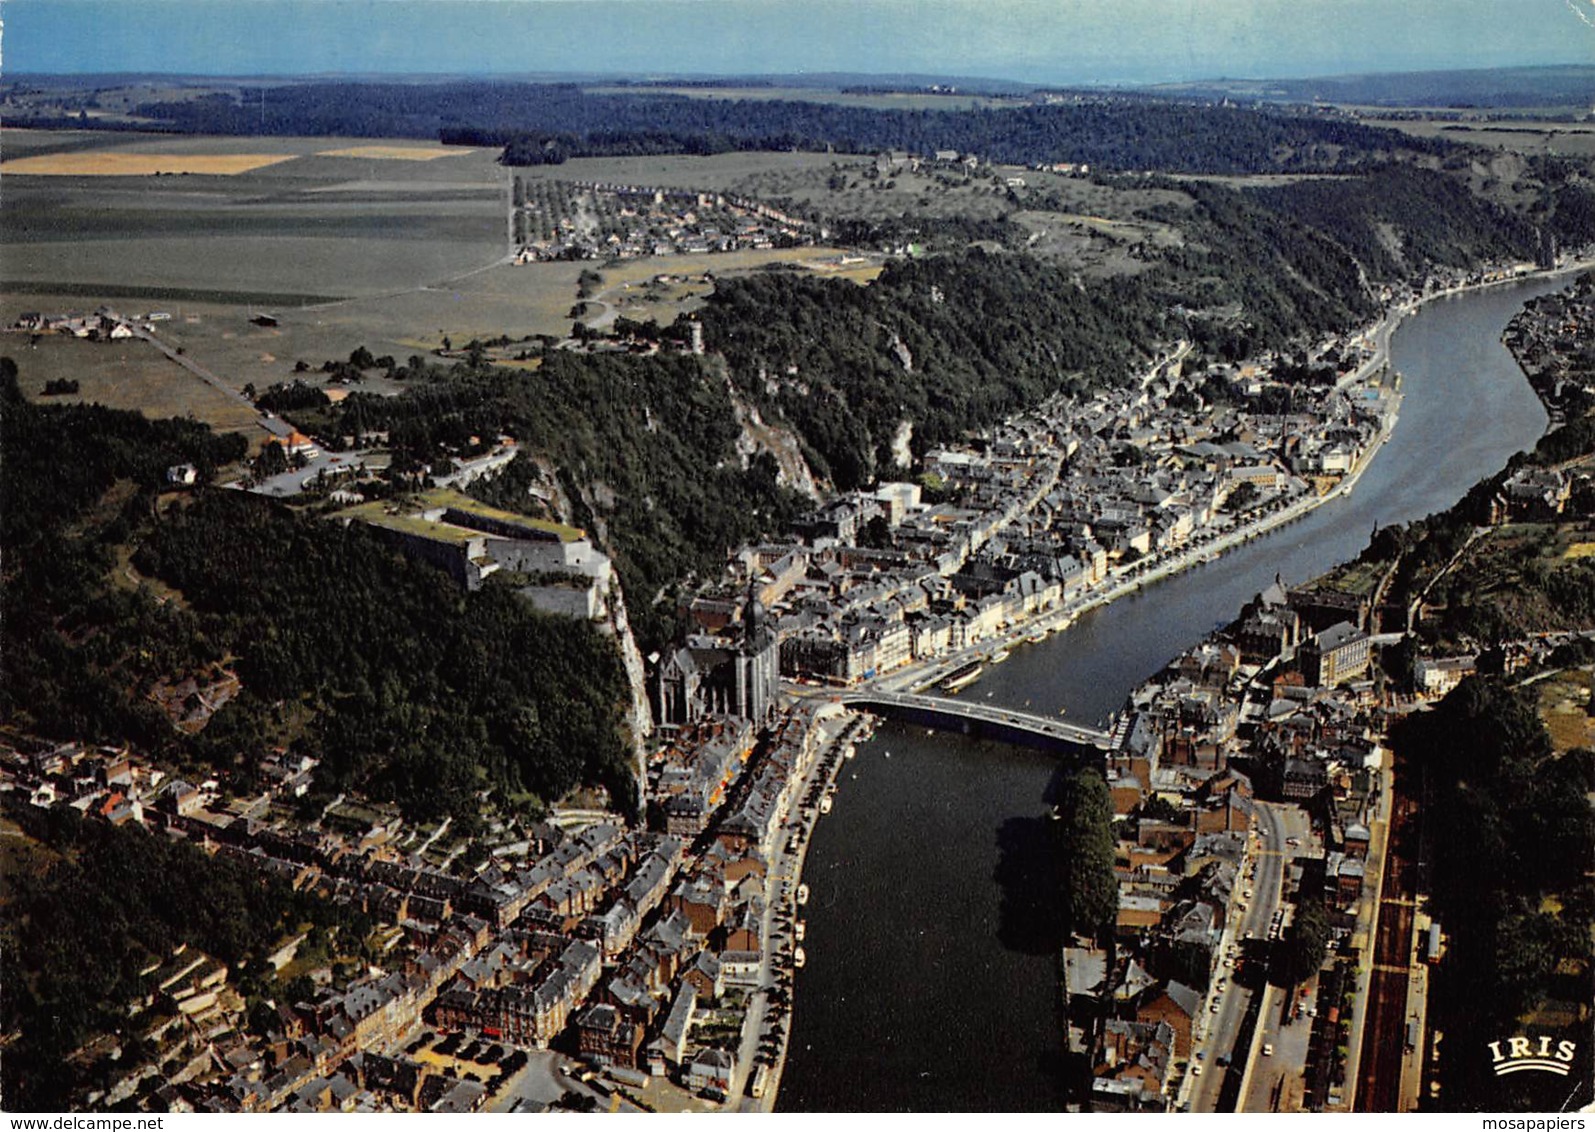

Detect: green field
[0,130,509,301]
[0,130,1195,422]
[1364,117,1595,158]
[6,331,263,434]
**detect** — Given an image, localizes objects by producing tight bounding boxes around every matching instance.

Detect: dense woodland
[0,363,634,821]
[0,360,248,755]
[134,492,635,819]
[50,81,1466,175]
[486,95,1452,174]
[1248,166,1537,279]
[295,351,810,652]
[692,252,1157,488]
[1391,679,1594,1111]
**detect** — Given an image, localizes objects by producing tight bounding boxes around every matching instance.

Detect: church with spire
[651,582,782,729]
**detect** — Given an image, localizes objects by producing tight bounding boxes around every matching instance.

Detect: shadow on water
[994,813,1061,956]
[994,813,1073,1106]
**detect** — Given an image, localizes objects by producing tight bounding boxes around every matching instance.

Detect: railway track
[1355,789,1420,1112]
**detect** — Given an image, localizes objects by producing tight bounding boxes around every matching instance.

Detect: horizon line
[8,60,1595,87]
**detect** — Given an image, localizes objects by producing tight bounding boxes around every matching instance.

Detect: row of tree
[91,80,1465,176]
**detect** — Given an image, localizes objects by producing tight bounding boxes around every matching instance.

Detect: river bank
[775,261,1588,1111]
[862,263,1570,707]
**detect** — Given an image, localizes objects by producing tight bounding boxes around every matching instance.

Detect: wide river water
[776,274,1570,1111]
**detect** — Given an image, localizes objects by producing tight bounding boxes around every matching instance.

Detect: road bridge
[841,690,1115,756]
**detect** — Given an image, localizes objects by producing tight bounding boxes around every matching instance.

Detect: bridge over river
[841,690,1115,756]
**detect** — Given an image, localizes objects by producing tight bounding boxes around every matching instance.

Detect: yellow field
[1537,671,1594,753]
[1563,542,1595,560]
[809,259,886,285]
[317,145,472,161]
[0,151,299,176]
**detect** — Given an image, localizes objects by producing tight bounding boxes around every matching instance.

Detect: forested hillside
[1247,165,1538,280]
[58,81,1460,175]
[693,166,1543,488]
[294,351,810,652]
[0,364,634,821]
[284,145,1569,654]
[1391,678,1594,1111]
[690,251,1160,488]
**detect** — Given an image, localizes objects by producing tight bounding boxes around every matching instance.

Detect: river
[776,274,1569,1111]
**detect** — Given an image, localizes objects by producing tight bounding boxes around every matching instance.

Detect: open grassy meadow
[1361,116,1595,158]
[0,129,509,301]
[6,330,263,434]
[2,130,1177,429]
[1535,668,1595,755]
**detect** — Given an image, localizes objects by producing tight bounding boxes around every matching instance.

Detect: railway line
[1354,786,1420,1112]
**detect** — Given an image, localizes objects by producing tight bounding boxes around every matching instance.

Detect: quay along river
[776,273,1572,1112]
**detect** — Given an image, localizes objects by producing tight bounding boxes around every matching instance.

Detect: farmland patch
[0,151,298,176]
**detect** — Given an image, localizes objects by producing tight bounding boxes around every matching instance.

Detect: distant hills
[7,64,1593,111]
[1146,65,1595,110]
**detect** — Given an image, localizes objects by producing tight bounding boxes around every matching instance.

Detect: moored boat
[940,660,984,693]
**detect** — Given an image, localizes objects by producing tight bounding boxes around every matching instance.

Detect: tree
[1224,482,1260,513]
[1056,768,1119,937]
[255,441,288,479]
[1138,795,1183,824]
[1278,894,1329,986]
[858,514,893,550]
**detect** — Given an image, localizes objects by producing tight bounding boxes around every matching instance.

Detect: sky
[6,0,1595,85]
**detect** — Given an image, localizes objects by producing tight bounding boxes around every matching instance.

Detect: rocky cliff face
[494,457,653,812]
[603,581,654,816]
[732,394,821,498]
